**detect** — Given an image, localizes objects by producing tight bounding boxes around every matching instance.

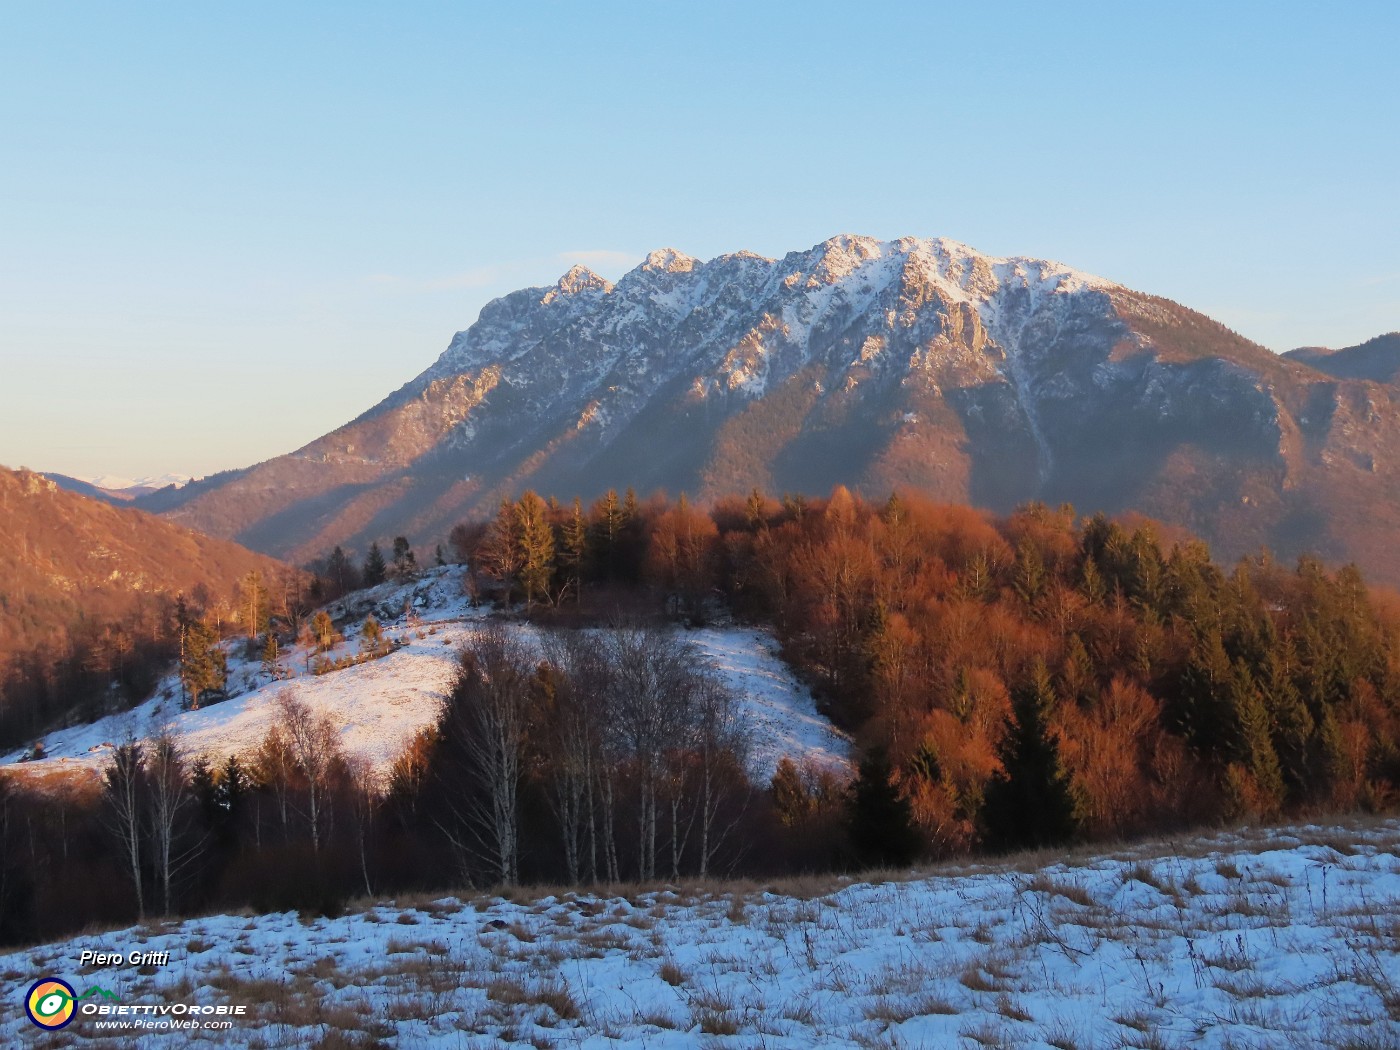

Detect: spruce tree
[1013,540,1046,606]
[219,755,246,819]
[982,662,1077,851]
[190,757,218,827]
[848,747,921,868]
[180,620,227,710]
[771,758,810,827]
[363,542,387,587]
[391,537,416,580]
[1079,555,1106,603]
[1226,660,1285,816]
[746,488,769,531]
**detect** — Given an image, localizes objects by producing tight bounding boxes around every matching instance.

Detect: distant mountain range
[44,472,190,504]
[133,235,1400,586]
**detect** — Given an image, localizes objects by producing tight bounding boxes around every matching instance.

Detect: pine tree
[848,747,921,867]
[180,620,227,710]
[363,542,387,588]
[982,662,1077,851]
[1226,660,1285,816]
[391,537,417,580]
[434,544,446,567]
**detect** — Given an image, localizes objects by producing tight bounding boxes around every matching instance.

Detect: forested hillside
[2,483,1397,951]
[0,466,299,747]
[463,485,1400,856]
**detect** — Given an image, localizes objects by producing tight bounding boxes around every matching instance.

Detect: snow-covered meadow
[2,566,851,784]
[4,819,1396,1048]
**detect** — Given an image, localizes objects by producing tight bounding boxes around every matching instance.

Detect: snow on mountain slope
[3,567,851,783]
[147,233,1400,587]
[4,819,1395,1047]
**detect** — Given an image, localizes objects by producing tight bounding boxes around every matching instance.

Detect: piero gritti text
[78,950,171,968]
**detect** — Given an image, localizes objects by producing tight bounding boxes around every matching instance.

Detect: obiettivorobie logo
[25,978,118,1030]
[23,974,247,1032]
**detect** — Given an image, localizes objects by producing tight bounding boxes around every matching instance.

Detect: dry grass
[864,991,959,1024]
[1026,873,1095,907]
[7,814,1398,1048]
[1216,860,1243,880]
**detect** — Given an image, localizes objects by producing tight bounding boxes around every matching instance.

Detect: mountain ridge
[1285,332,1400,385]
[141,234,1400,585]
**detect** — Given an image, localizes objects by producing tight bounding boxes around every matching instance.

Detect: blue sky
[1,2,1396,480]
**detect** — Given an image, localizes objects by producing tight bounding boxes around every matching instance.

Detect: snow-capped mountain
[82,472,192,492]
[45,472,192,504]
[148,235,1400,584]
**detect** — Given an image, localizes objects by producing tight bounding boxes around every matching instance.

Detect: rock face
[147,236,1400,584]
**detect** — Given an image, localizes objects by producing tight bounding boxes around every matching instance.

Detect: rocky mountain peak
[639,248,697,275]
[146,235,1400,589]
[804,233,888,284]
[544,264,613,301]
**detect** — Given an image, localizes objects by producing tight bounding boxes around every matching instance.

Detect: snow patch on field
[3,567,850,783]
[2,820,1395,1047]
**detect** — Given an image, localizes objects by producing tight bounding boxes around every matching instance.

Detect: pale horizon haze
[1,3,1396,480]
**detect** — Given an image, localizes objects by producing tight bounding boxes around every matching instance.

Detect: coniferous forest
[0,486,1397,947]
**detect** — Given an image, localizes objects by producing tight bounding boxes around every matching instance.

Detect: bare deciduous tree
[438,625,531,885]
[102,737,145,919]
[345,756,381,897]
[146,727,201,915]
[275,688,344,854]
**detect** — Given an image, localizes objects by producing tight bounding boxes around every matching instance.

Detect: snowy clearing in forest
[2,566,851,784]
[2,819,1396,1048]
